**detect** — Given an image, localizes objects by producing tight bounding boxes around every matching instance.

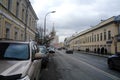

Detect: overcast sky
[30,0,120,42]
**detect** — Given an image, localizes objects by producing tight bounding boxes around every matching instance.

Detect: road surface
[40,50,120,80]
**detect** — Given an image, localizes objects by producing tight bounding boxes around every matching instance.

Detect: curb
[75,51,110,58]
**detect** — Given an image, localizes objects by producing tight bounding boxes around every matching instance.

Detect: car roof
[0,40,30,44]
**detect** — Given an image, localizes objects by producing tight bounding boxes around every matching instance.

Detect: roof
[69,15,120,41]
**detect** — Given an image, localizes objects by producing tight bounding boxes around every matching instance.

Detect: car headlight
[18,75,30,80]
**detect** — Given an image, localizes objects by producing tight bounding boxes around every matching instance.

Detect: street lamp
[44,11,56,44]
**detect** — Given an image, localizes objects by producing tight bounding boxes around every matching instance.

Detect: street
[40,50,120,80]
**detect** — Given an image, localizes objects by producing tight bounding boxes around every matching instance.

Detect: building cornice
[70,15,120,41]
[28,0,39,20]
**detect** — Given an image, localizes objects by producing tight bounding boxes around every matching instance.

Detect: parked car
[48,47,55,54]
[58,48,62,50]
[107,53,120,70]
[66,49,73,54]
[0,40,42,80]
[38,45,49,68]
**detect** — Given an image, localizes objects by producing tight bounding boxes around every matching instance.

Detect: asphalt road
[40,50,120,80]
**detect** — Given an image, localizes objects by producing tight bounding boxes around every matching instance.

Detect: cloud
[30,0,120,42]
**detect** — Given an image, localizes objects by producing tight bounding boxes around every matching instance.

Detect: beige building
[0,0,38,41]
[66,15,120,54]
[58,42,64,48]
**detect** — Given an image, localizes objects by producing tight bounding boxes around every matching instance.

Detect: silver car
[0,40,42,80]
[38,45,49,69]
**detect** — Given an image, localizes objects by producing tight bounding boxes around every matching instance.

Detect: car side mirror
[34,53,41,60]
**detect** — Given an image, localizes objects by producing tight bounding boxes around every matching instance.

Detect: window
[14,28,19,40]
[29,15,31,26]
[16,2,19,17]
[92,33,93,42]
[33,20,35,27]
[14,32,18,40]
[97,34,99,41]
[87,38,89,43]
[8,0,12,11]
[104,31,106,40]
[5,22,11,39]
[108,30,111,40]
[6,28,10,38]
[22,9,25,21]
[88,37,89,42]
[86,37,88,43]
[100,33,102,41]
[21,33,24,40]
[90,36,91,42]
[94,35,96,42]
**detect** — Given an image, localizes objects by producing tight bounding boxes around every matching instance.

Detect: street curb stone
[75,51,111,58]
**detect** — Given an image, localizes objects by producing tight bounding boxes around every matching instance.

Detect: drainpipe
[25,1,30,41]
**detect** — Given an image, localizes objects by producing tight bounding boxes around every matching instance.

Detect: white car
[0,40,42,80]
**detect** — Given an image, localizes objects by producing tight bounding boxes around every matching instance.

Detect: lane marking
[71,55,120,80]
[57,51,120,80]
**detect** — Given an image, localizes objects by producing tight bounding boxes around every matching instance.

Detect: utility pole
[25,1,30,41]
[43,11,56,44]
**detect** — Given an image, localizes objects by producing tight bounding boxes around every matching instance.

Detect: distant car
[107,53,120,70]
[58,48,62,50]
[66,49,73,54]
[38,46,49,68]
[48,47,55,54]
[0,40,42,80]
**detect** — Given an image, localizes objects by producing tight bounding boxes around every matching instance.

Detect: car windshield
[39,46,47,54]
[0,43,29,60]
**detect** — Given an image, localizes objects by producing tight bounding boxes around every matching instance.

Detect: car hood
[0,60,30,77]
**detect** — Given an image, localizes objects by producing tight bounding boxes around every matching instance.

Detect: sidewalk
[75,51,112,58]
[39,55,59,80]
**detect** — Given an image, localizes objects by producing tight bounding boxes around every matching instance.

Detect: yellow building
[0,0,38,41]
[67,15,120,54]
[58,42,64,48]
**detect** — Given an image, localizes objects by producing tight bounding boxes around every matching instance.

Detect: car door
[28,43,41,80]
[33,44,42,80]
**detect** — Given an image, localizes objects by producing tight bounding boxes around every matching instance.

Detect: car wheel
[108,60,114,69]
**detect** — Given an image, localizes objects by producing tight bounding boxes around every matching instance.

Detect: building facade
[0,0,38,41]
[66,15,120,54]
[58,42,64,48]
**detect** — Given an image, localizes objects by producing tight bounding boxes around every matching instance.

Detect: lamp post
[44,11,56,44]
